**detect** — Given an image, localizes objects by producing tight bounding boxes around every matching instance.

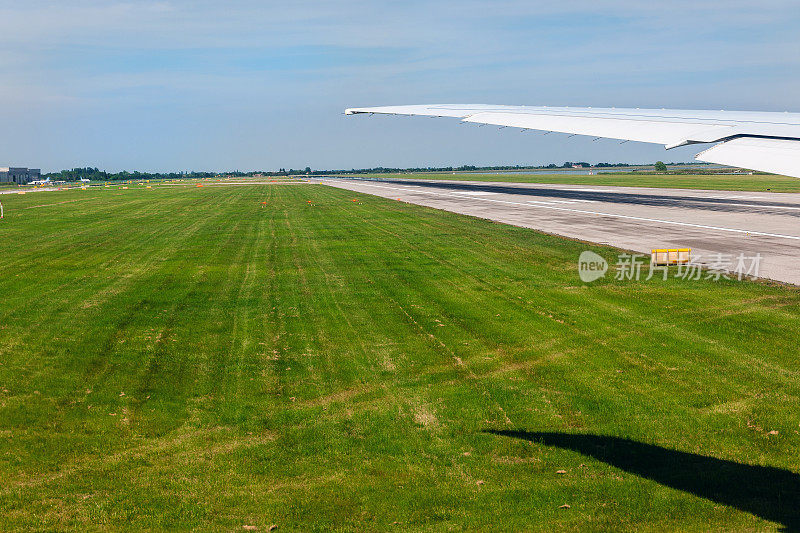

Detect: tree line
[45,162,706,181]
[44,167,218,182]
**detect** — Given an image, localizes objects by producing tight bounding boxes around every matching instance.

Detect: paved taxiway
[319,177,800,285]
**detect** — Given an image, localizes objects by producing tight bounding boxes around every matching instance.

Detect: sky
[1,0,799,172]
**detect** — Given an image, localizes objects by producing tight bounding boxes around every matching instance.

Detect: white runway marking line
[329,180,800,242]
[559,188,617,193]
[724,195,769,200]
[455,184,797,210]
[728,203,800,211]
[526,199,597,206]
[541,199,597,204]
[453,192,593,205]
[525,200,559,205]
[701,195,800,210]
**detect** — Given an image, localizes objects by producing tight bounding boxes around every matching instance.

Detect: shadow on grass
[486,430,800,531]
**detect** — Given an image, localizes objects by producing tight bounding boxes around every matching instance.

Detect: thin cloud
[0,0,797,170]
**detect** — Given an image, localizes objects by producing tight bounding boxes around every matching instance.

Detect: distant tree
[654,161,668,172]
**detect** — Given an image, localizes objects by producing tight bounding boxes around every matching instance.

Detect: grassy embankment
[1,183,799,530]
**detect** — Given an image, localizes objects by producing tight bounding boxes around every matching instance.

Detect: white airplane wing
[344,104,800,178]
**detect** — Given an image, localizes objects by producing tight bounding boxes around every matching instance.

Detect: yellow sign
[651,248,691,265]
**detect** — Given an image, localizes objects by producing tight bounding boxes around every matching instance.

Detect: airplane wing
[344,104,800,178]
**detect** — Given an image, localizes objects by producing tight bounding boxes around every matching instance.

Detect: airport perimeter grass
[354,172,800,193]
[1,183,800,531]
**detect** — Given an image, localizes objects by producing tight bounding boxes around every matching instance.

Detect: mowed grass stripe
[0,183,799,530]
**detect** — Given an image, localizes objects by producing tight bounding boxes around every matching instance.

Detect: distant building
[0,167,41,184]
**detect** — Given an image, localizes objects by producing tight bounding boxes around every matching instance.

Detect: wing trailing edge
[696,138,800,178]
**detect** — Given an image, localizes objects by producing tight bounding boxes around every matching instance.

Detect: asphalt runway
[319,177,800,285]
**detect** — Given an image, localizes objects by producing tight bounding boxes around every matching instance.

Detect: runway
[0,186,60,195]
[319,177,800,285]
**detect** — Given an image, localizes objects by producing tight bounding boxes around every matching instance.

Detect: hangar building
[0,167,41,184]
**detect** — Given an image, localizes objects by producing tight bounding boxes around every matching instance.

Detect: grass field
[1,184,799,531]
[351,172,800,193]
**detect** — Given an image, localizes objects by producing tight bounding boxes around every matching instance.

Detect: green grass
[351,172,800,192]
[1,184,799,531]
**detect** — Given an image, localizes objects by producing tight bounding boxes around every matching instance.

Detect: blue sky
[1,0,799,172]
